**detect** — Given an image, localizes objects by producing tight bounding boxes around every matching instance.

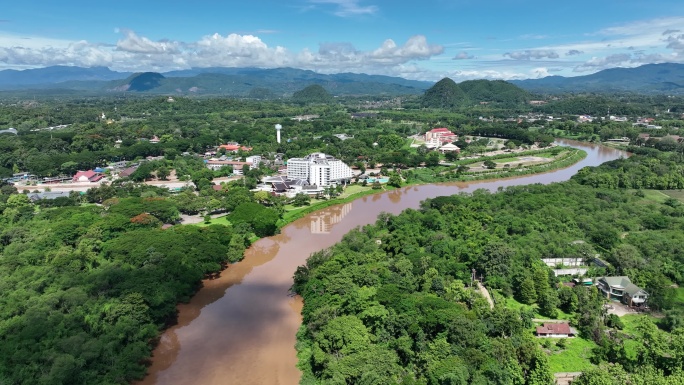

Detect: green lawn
[536,151,560,159]
[631,189,684,205]
[545,337,597,373]
[493,157,521,163]
[638,189,671,203]
[192,215,231,227]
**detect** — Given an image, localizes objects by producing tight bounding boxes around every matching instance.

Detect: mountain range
[1,63,684,96]
[0,66,432,96]
[510,63,684,94]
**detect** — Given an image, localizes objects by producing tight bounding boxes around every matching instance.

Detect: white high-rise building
[287,153,353,187]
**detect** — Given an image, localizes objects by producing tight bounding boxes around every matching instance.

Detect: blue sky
[1,0,684,81]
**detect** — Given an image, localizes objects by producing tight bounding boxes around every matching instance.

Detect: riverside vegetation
[293,147,684,385]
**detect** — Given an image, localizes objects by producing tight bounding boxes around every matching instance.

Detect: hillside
[422,78,530,108]
[512,63,684,94]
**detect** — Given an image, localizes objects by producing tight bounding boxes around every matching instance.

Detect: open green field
[662,190,684,202]
[645,190,671,203]
[633,189,684,204]
[493,157,521,163]
[545,337,597,373]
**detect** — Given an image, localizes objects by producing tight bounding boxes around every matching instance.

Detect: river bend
[138,140,627,385]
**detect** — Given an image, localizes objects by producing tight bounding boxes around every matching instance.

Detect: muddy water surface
[137,141,626,385]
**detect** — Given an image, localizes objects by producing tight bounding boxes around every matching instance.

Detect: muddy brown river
[137,140,627,385]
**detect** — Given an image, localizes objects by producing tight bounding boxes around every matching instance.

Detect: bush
[556,338,567,349]
[605,314,624,330]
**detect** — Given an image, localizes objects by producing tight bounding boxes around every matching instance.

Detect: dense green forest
[293,151,684,384]
[0,182,253,384]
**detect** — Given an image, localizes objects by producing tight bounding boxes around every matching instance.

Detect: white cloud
[367,35,443,63]
[0,30,443,75]
[0,40,112,68]
[573,53,632,72]
[665,33,684,52]
[519,34,548,40]
[453,51,474,60]
[531,67,551,78]
[504,49,559,60]
[445,69,527,81]
[116,29,179,54]
[308,0,378,17]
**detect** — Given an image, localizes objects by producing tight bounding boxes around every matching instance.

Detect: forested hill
[422,78,531,108]
[294,153,684,384]
[511,63,684,94]
[292,84,334,104]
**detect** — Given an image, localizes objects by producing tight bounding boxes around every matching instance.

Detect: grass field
[633,189,684,204]
[493,157,521,163]
[545,337,597,373]
[662,190,684,202]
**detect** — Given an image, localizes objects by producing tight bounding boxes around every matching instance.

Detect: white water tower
[275,124,282,144]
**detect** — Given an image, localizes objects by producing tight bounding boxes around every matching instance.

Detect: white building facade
[287,153,353,187]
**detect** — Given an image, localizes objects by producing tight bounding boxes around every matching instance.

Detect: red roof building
[219,144,253,153]
[425,128,458,148]
[72,170,104,183]
[535,323,576,338]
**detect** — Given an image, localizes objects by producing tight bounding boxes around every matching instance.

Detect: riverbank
[276,147,587,229]
[137,140,625,385]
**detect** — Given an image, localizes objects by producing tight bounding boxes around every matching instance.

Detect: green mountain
[511,63,684,94]
[422,78,529,108]
[458,79,531,104]
[422,78,467,108]
[125,72,165,92]
[292,84,333,104]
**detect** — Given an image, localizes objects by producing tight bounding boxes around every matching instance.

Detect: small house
[536,323,576,338]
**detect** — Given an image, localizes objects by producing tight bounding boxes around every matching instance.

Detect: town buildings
[205,156,260,175]
[286,153,353,187]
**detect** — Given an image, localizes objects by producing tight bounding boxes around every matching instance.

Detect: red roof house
[535,323,576,338]
[72,170,104,183]
[219,144,253,153]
